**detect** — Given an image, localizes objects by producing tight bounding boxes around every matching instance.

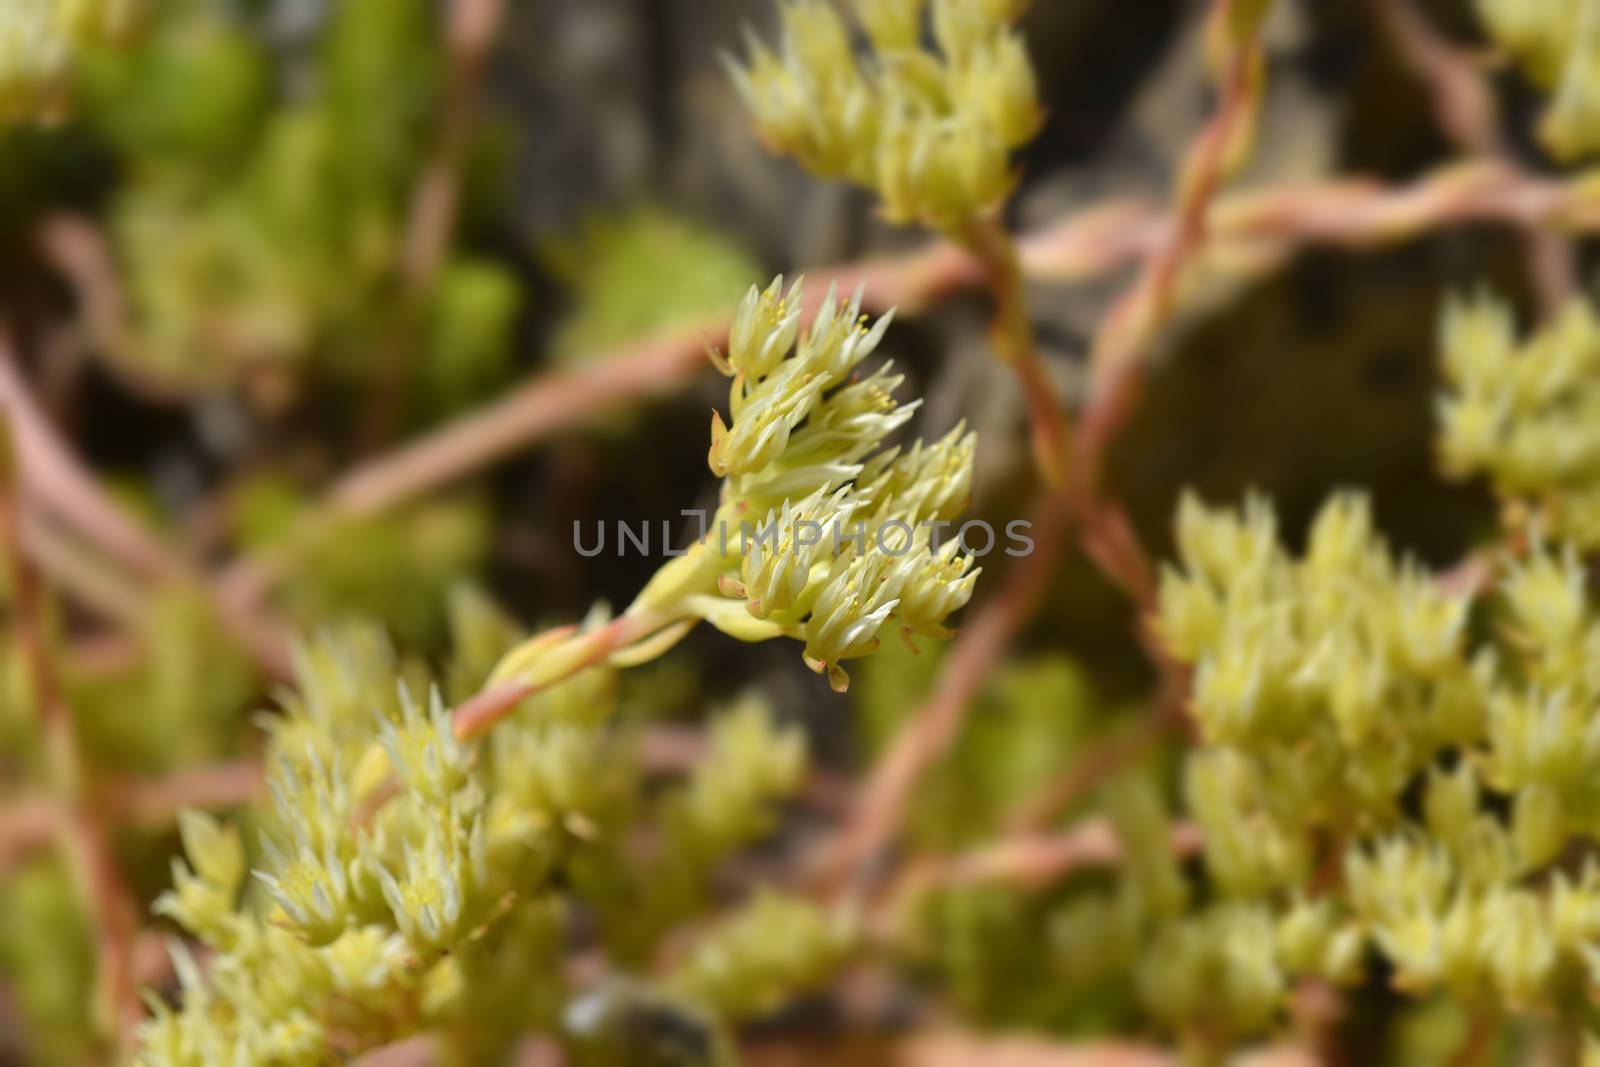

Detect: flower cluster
[134,272,980,1062]
[728,0,1040,230]
[1438,293,1600,548]
[0,0,138,123]
[1478,0,1600,160]
[503,275,981,697]
[137,600,836,1065]
[704,276,981,689]
[1144,486,1600,1044]
[1161,492,1477,814]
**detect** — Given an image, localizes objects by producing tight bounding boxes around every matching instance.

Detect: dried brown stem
[1,758,265,880]
[403,0,502,293]
[0,795,61,872]
[20,512,149,629]
[743,1031,1189,1067]
[0,344,185,584]
[451,679,539,740]
[889,1034,1179,1067]
[742,1032,1191,1067]
[36,216,193,402]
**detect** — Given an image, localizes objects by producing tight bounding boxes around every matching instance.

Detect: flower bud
[803,551,909,690]
[857,0,927,52]
[1512,783,1566,872]
[376,684,471,803]
[895,538,979,638]
[876,106,1011,228]
[736,485,853,618]
[952,32,1040,147]
[726,275,803,380]
[374,810,489,953]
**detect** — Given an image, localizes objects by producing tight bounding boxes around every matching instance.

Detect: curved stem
[458,608,692,740]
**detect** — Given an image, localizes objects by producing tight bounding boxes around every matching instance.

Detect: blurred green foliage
[0,858,97,1065]
[231,477,489,647]
[542,207,759,363]
[858,637,1115,849]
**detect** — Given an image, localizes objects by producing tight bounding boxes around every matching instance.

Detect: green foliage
[71,0,518,398]
[317,0,440,206]
[232,478,489,648]
[1138,903,1286,1049]
[900,777,1187,1035]
[0,857,98,1065]
[0,588,253,782]
[906,882,1136,1031]
[664,892,856,1021]
[80,13,270,175]
[418,258,523,418]
[543,207,760,362]
[575,694,809,964]
[859,638,1105,849]
[69,591,257,775]
[108,111,388,385]
[857,639,1183,1033]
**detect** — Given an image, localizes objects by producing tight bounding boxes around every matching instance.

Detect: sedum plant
[726,0,1069,483]
[727,0,1040,232]
[137,608,836,1065]
[26,0,1600,1064]
[133,273,978,1064]
[231,478,491,648]
[1143,473,1600,1053]
[1438,293,1600,550]
[487,274,979,699]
